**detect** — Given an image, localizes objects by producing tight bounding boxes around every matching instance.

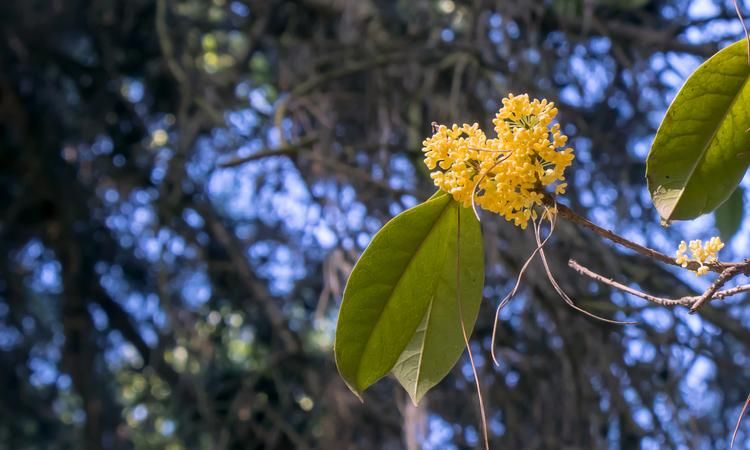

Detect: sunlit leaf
[334,191,456,396]
[714,187,745,241]
[646,40,750,222]
[391,205,484,405]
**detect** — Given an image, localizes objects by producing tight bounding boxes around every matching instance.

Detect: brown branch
[218,135,414,195]
[218,135,320,168]
[291,52,413,97]
[569,259,687,306]
[569,259,750,308]
[557,201,750,314]
[689,264,744,313]
[552,12,717,57]
[555,202,735,273]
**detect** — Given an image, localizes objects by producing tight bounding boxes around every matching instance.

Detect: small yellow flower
[422,94,574,228]
[675,241,688,266]
[675,237,723,276]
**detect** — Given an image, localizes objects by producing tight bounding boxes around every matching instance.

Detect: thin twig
[569,259,750,307]
[689,265,743,313]
[471,153,512,221]
[569,259,689,306]
[537,214,635,325]
[554,202,735,273]
[470,149,511,154]
[455,207,490,450]
[733,392,750,447]
[713,283,750,299]
[734,0,750,65]
[491,212,556,366]
[218,135,319,168]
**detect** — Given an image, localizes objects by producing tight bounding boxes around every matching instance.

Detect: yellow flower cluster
[675,237,724,276]
[422,94,574,228]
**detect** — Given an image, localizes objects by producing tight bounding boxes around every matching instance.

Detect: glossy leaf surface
[647,40,750,221]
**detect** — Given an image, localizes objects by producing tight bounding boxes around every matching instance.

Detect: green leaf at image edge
[646,40,750,222]
[334,191,455,396]
[714,186,744,241]
[391,205,484,405]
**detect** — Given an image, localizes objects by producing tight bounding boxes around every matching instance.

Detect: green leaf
[334,191,457,396]
[646,40,750,222]
[391,205,484,405]
[714,187,745,241]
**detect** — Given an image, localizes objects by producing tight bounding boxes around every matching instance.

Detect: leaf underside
[334,191,484,401]
[391,205,484,404]
[334,192,452,395]
[646,40,750,221]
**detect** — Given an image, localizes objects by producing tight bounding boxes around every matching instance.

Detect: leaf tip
[341,380,365,402]
[351,389,365,403]
[335,365,366,401]
[409,386,429,406]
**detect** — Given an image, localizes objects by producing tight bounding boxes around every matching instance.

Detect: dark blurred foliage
[2,0,750,449]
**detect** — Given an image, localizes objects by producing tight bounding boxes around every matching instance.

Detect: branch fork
[555,200,750,312]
